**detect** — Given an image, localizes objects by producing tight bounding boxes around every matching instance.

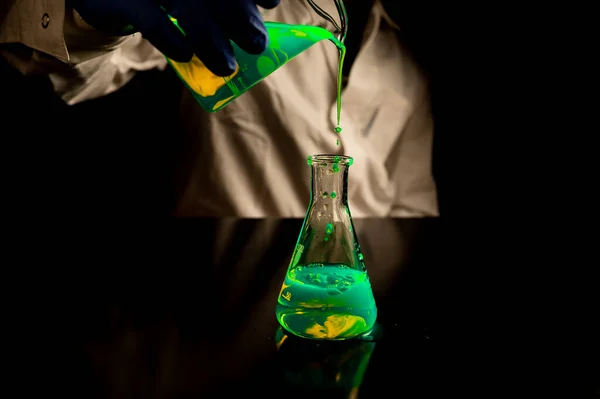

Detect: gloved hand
[67,0,281,76]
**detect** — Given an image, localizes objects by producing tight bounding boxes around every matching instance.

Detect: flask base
[276,307,376,340]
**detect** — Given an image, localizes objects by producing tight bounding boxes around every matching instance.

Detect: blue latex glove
[67,0,281,76]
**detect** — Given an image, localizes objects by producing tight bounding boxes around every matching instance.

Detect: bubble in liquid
[336,281,351,291]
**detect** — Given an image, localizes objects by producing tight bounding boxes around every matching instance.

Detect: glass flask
[275,154,377,340]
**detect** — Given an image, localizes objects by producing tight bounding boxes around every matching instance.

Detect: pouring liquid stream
[334,42,346,145]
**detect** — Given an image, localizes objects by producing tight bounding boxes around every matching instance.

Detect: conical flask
[276,154,377,340]
[166,21,343,112]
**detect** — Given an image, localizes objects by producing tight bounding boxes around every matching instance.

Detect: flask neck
[308,155,352,205]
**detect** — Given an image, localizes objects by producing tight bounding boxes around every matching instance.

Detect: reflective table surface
[16,217,600,397]
[32,217,439,398]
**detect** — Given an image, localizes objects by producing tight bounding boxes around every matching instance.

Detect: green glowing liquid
[276,264,377,340]
[167,20,346,127]
[335,46,346,133]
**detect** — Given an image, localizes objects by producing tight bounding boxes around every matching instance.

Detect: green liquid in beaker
[167,21,346,133]
[276,263,377,340]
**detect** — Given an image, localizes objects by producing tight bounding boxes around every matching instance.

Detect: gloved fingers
[175,9,237,76]
[129,3,192,62]
[215,0,268,55]
[254,0,281,9]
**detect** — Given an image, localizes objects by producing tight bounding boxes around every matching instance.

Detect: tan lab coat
[174,0,438,217]
[1,0,438,218]
[0,0,166,104]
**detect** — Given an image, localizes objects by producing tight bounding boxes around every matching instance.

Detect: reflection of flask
[276,155,377,340]
[275,326,376,398]
[166,21,344,112]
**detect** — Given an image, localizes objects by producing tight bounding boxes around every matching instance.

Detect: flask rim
[308,154,353,165]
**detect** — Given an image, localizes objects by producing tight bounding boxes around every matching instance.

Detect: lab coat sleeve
[0,0,69,61]
[388,94,439,217]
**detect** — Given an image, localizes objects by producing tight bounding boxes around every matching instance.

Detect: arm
[388,93,439,217]
[0,0,69,61]
[1,0,281,76]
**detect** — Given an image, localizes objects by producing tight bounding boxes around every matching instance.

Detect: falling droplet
[335,126,342,133]
[325,223,334,235]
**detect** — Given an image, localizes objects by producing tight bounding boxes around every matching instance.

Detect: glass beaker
[166,20,344,112]
[275,154,377,340]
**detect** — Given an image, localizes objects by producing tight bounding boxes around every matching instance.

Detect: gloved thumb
[128,3,193,62]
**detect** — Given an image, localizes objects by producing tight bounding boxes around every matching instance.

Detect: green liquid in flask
[276,263,377,340]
